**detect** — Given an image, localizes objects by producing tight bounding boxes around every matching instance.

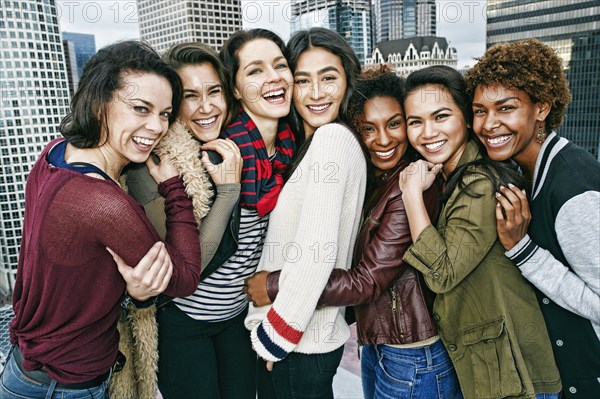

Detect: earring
[535,121,546,144]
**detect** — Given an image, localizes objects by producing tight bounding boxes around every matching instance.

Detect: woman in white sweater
[244,27,368,399]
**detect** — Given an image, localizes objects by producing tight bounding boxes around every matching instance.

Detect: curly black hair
[465,39,571,133]
[347,65,404,132]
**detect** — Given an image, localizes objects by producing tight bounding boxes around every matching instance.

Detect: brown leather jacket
[267,160,441,345]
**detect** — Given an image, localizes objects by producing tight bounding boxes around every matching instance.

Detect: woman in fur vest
[121,42,244,399]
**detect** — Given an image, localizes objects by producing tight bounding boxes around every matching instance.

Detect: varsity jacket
[506,132,600,398]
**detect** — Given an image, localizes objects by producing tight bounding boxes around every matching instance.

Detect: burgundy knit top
[10,139,202,383]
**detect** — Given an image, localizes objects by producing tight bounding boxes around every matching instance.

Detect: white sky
[56,0,487,68]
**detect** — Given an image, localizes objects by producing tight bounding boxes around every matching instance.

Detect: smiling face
[472,84,550,170]
[178,63,227,142]
[234,38,293,125]
[404,84,469,177]
[102,71,173,167]
[293,47,347,137]
[359,96,408,174]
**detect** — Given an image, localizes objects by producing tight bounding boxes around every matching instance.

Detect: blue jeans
[536,394,559,399]
[0,352,109,399]
[257,345,344,399]
[361,340,462,399]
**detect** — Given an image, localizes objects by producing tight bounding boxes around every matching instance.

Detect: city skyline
[56,0,487,68]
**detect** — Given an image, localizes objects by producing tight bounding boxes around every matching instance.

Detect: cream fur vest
[110,121,214,399]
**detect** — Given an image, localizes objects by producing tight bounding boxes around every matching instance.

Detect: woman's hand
[201,138,242,185]
[108,241,173,301]
[399,160,442,194]
[495,184,531,251]
[252,345,275,371]
[243,271,271,307]
[398,160,441,241]
[146,154,179,184]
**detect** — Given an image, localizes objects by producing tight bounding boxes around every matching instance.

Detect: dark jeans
[156,303,256,399]
[257,345,344,399]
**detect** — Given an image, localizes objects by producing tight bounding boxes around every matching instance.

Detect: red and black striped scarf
[221,110,295,216]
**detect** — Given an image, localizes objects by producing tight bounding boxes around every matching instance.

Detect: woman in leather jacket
[247,66,462,399]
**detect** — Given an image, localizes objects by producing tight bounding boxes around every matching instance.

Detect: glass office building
[137,0,242,53]
[291,0,371,64]
[61,32,95,79]
[487,0,600,159]
[0,0,70,293]
[371,0,436,43]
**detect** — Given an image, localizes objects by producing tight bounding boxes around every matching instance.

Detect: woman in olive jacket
[399,66,561,399]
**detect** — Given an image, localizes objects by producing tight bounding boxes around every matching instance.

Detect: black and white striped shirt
[174,208,269,321]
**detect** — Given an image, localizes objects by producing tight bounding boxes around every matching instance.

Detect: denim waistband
[377,339,451,368]
[12,345,110,389]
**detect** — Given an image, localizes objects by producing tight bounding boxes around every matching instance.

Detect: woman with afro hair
[467,39,600,398]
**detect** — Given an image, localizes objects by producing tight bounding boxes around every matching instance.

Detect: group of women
[1,24,598,399]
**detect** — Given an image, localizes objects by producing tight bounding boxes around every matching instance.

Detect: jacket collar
[455,140,483,170]
[531,132,567,200]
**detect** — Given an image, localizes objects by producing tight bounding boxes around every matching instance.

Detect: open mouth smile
[373,147,396,160]
[423,140,446,152]
[484,133,514,146]
[193,116,218,128]
[263,89,286,104]
[132,136,156,151]
[307,103,331,113]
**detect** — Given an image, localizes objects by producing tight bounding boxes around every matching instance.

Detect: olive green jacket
[404,141,561,399]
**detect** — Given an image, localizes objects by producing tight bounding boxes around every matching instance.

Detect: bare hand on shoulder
[495,184,531,250]
[399,160,442,194]
[107,241,173,301]
[146,154,179,184]
[243,271,271,307]
[201,138,242,185]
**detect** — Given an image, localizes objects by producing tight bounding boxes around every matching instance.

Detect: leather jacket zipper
[391,285,404,338]
[355,310,361,360]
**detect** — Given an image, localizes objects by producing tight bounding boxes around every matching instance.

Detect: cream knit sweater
[245,123,366,362]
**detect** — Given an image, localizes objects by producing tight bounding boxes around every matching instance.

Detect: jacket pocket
[462,317,524,399]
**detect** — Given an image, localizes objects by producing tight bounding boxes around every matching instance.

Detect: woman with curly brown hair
[467,39,600,398]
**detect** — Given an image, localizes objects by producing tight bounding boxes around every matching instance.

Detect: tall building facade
[371,0,436,44]
[61,32,95,79]
[137,0,242,53]
[291,0,371,64]
[365,36,457,76]
[487,0,600,159]
[62,39,79,97]
[0,0,70,293]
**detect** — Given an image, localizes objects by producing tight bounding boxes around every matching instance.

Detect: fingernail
[508,183,515,188]
[522,189,526,195]
[495,192,501,197]
[499,185,505,190]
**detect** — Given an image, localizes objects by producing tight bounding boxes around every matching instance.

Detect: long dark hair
[60,40,182,148]
[219,28,288,116]
[164,42,235,127]
[403,66,524,202]
[284,28,368,181]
